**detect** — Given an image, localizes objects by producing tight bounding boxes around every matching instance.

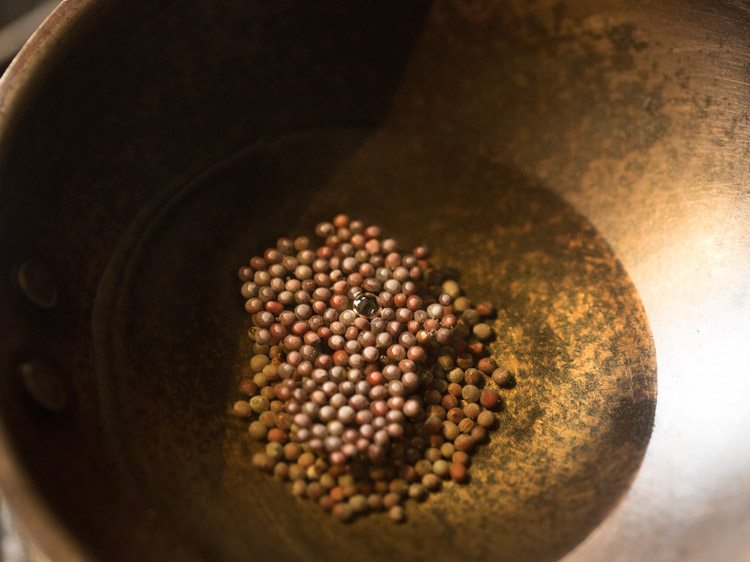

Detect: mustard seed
[441,280,461,299]
[458,418,475,434]
[453,296,471,312]
[477,357,497,374]
[463,403,481,419]
[472,323,493,341]
[298,452,315,467]
[442,421,460,441]
[440,442,455,459]
[452,451,470,465]
[477,410,496,428]
[265,442,283,460]
[450,463,468,483]
[476,302,495,317]
[383,492,401,509]
[471,426,487,442]
[480,389,501,410]
[307,482,325,501]
[454,434,475,453]
[447,407,464,424]
[414,459,432,477]
[461,385,481,403]
[389,505,405,522]
[349,494,369,513]
[491,368,515,388]
[283,442,301,461]
[367,494,383,511]
[432,459,450,478]
[332,503,354,522]
[232,400,252,417]
[448,368,464,383]
[252,452,273,471]
[463,368,482,386]
[292,480,307,497]
[425,447,442,463]
[273,462,289,480]
[248,421,267,440]
[237,217,510,522]
[408,483,427,501]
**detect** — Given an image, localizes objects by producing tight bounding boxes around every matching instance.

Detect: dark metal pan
[0,1,747,561]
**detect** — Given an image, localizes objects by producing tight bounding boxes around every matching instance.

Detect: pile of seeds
[233,215,514,522]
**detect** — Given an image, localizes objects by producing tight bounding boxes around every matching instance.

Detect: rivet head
[14,261,57,310]
[353,293,379,318]
[18,360,67,412]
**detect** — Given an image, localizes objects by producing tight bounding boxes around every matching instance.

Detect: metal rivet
[14,260,57,310]
[353,292,380,318]
[18,360,67,412]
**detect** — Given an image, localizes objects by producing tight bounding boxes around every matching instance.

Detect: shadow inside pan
[93,126,656,562]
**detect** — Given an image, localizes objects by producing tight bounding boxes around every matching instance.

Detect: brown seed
[349,494,369,513]
[422,473,442,491]
[441,393,458,410]
[477,357,497,374]
[425,447,442,463]
[238,379,258,396]
[476,302,495,317]
[332,503,354,522]
[491,368,515,388]
[424,415,443,434]
[463,403,481,419]
[461,385,481,403]
[442,421,460,441]
[330,487,346,502]
[291,480,307,497]
[232,400,252,417]
[367,494,383,511]
[273,462,289,480]
[450,462,468,483]
[452,451,470,465]
[319,495,335,511]
[480,389,501,410]
[458,418,475,434]
[472,323,493,341]
[298,452,316,467]
[319,473,336,489]
[453,296,471,312]
[248,421,267,440]
[440,442,455,459]
[414,459,433,477]
[447,407,465,424]
[471,425,488,442]
[454,434,475,453]
[283,442,302,461]
[429,434,444,448]
[383,492,401,509]
[477,410,496,428]
[432,459,450,478]
[288,464,306,482]
[250,354,270,373]
[447,383,462,398]
[408,483,427,501]
[267,428,287,443]
[251,452,273,471]
[389,505,406,522]
[455,353,474,370]
[463,368,482,386]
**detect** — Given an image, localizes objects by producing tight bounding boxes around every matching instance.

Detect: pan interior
[91,125,656,562]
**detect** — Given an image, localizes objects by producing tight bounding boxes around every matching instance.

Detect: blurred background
[1,3,58,560]
[0,0,56,72]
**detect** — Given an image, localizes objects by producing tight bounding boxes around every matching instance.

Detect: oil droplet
[353,293,379,318]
